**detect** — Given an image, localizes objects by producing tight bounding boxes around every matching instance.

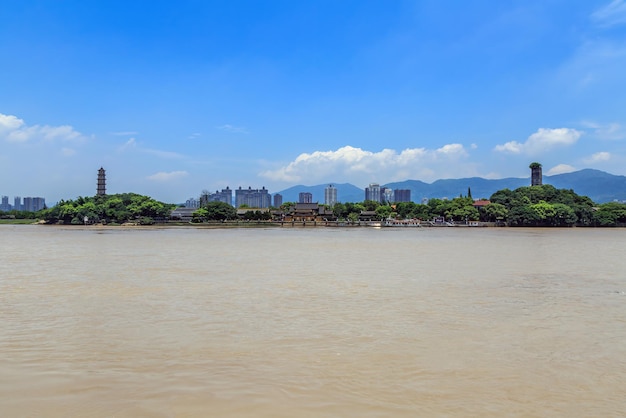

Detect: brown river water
[1,225,625,417]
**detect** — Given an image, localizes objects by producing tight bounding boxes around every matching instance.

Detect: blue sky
[2,0,626,204]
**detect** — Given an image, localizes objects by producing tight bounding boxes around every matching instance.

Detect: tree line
[9,184,626,226]
[37,193,175,225]
[191,185,626,227]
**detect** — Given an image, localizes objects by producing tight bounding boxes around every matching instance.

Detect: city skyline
[2,1,626,204]
[0,195,46,212]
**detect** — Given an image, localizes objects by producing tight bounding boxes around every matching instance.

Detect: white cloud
[146,171,189,181]
[546,164,577,175]
[0,112,86,143]
[0,113,25,132]
[494,128,582,155]
[494,141,523,154]
[436,143,467,156]
[144,149,185,159]
[217,124,248,134]
[580,121,624,140]
[111,131,139,136]
[119,137,137,151]
[259,144,471,185]
[118,137,184,159]
[584,151,611,163]
[39,125,83,142]
[592,0,626,27]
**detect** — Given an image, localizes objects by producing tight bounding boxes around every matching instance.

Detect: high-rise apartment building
[381,187,393,203]
[1,196,45,211]
[32,197,45,211]
[23,197,33,212]
[22,197,46,212]
[0,196,9,211]
[365,183,381,202]
[235,186,271,208]
[185,197,200,208]
[273,193,283,208]
[199,187,234,206]
[324,185,337,207]
[299,192,313,204]
[394,189,411,202]
[212,187,233,205]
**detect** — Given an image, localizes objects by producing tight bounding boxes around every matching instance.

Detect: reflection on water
[1,226,625,417]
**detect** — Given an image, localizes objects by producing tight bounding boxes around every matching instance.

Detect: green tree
[191,207,208,223]
[592,202,626,226]
[204,201,237,221]
[483,203,508,222]
[552,203,577,226]
[394,201,416,219]
[362,200,379,211]
[332,202,347,219]
[530,201,556,222]
[375,205,392,220]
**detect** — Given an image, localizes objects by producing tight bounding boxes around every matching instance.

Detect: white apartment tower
[324,184,337,207]
[365,183,381,202]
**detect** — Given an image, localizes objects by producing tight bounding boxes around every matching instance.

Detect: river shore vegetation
[3,185,626,227]
[36,193,176,225]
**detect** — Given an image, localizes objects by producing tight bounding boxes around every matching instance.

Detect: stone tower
[97,167,106,195]
[530,162,542,186]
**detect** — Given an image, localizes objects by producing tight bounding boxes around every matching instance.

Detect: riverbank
[0,219,39,225]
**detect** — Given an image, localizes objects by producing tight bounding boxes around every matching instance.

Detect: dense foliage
[6,183,626,227]
[191,201,238,222]
[327,197,481,223]
[311,184,626,227]
[40,193,175,225]
[489,185,594,226]
[0,210,41,220]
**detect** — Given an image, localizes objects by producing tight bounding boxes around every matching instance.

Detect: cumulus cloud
[437,143,467,156]
[584,151,611,163]
[259,144,470,184]
[146,171,189,181]
[546,164,577,175]
[0,112,86,143]
[494,128,583,155]
[0,113,24,132]
[592,0,626,27]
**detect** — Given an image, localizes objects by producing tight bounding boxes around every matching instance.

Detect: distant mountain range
[275,169,626,204]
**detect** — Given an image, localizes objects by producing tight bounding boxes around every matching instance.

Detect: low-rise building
[170,207,197,222]
[283,203,334,222]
